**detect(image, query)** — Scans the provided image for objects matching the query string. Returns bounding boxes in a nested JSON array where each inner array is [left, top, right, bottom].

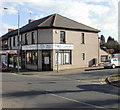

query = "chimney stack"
[[8, 29, 14, 32], [29, 19, 35, 23]]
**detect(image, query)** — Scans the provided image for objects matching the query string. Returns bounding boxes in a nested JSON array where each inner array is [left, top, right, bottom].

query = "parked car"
[[0, 63, 9, 71], [104, 58, 120, 69]]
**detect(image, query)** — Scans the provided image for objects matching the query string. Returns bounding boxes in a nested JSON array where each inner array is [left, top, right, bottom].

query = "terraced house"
[[1, 14, 110, 71]]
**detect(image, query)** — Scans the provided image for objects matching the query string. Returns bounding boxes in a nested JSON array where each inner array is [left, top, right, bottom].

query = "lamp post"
[[4, 7, 20, 72]]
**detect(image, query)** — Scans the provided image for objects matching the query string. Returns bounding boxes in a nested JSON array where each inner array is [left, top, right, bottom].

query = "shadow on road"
[[77, 84, 120, 96], [3, 83, 119, 98], [85, 68, 105, 71]]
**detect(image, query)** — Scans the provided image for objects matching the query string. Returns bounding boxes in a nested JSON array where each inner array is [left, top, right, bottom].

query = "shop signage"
[[22, 45, 37, 50], [0, 50, 17, 54], [7, 50, 18, 54], [22, 44, 74, 50]]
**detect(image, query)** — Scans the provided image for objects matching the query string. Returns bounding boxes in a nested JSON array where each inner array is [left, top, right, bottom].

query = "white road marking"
[[50, 93, 109, 109]]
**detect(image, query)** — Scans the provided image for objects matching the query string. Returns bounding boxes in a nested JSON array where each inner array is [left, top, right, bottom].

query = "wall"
[[38, 29, 53, 44], [53, 29, 99, 70]]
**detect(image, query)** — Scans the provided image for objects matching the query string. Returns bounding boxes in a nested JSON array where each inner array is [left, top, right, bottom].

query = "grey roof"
[[1, 13, 100, 40]]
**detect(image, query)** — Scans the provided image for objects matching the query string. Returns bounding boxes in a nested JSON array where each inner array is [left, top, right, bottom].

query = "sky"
[[0, 0, 119, 42]]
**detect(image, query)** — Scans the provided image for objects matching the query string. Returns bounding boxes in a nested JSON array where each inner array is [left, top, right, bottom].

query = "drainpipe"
[[37, 29, 39, 71], [98, 37, 100, 66]]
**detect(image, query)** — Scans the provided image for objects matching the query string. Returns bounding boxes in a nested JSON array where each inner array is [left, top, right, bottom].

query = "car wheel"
[[112, 64, 116, 69]]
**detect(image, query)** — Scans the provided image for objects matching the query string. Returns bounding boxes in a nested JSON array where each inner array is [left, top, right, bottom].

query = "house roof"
[[1, 13, 100, 40]]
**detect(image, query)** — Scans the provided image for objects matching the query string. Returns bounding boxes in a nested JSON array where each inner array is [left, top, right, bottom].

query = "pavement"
[[9, 66, 104, 75], [106, 75, 120, 87], [8, 66, 120, 87]]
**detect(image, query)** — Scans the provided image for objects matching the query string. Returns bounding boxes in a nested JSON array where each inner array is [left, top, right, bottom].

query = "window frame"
[[31, 32, 35, 44], [81, 33, 85, 44], [60, 31, 66, 43], [82, 53, 85, 60], [25, 33, 28, 45], [101, 55, 108, 62], [26, 50, 38, 65], [56, 50, 71, 65], [13, 36, 15, 47], [9, 37, 11, 48]]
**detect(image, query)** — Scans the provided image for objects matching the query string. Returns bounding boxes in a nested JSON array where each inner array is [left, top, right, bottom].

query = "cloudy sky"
[[0, 0, 118, 41]]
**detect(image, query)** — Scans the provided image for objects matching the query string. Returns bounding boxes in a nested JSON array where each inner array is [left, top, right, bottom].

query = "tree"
[[106, 36, 120, 53], [100, 35, 106, 48]]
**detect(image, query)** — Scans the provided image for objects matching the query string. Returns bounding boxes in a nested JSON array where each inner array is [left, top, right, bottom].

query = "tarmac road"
[[1, 68, 120, 109]]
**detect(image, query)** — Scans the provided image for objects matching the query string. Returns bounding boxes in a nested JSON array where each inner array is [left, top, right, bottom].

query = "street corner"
[[105, 74, 120, 87], [99, 76, 108, 85]]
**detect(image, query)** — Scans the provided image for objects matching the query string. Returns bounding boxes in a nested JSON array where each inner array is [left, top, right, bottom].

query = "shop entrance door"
[[42, 50, 51, 71]]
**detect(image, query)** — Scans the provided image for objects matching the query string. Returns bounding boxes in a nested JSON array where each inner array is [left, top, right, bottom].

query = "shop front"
[[22, 44, 74, 71], [0, 50, 18, 68]]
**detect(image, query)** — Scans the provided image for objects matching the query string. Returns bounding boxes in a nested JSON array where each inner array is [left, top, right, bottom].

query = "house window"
[[56, 50, 71, 65], [82, 53, 85, 60], [17, 35, 20, 46], [31, 32, 35, 44], [81, 33, 85, 44], [9, 38, 11, 47], [13, 37, 15, 47], [60, 31, 66, 43], [25, 34, 28, 45], [101, 55, 108, 62], [26, 51, 38, 65]]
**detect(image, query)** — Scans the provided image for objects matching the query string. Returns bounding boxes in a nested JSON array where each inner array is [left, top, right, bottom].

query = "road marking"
[[50, 93, 109, 109]]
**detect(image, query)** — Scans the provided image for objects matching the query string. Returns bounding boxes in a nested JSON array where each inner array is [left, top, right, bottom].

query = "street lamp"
[[4, 7, 20, 72]]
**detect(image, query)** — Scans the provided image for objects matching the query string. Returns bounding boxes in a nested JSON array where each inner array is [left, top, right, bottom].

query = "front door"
[[42, 50, 51, 71]]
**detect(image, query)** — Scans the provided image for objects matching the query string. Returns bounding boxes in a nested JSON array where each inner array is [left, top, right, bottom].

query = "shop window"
[[31, 32, 35, 44], [56, 50, 71, 65], [26, 51, 38, 65], [101, 55, 108, 62], [60, 31, 66, 43], [81, 33, 85, 44]]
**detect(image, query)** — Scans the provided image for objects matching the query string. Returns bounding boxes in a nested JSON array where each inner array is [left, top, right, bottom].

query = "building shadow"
[[77, 84, 120, 96]]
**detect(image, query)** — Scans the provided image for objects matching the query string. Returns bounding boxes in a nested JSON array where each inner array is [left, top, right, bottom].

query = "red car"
[[0, 63, 9, 72]]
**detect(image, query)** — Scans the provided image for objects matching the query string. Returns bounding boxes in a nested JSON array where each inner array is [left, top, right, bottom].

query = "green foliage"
[[100, 35, 106, 47], [100, 36, 120, 53]]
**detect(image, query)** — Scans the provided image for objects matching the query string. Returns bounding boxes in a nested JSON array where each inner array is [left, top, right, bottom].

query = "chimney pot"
[[8, 29, 14, 32], [29, 19, 35, 23]]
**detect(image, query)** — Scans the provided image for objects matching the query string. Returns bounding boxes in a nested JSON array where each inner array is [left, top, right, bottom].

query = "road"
[[1, 68, 120, 109]]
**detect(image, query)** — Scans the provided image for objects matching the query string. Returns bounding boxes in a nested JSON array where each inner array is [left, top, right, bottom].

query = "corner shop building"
[[2, 14, 109, 71]]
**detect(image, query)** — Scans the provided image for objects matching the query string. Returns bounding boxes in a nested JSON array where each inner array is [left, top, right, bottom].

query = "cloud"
[[1, 0, 118, 41], [0, 23, 17, 36]]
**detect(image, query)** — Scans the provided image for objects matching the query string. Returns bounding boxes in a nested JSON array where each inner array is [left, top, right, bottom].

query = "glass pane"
[[64, 53, 70, 64]]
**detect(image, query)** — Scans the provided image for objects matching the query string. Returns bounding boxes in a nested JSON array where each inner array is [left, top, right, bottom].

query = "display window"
[[26, 51, 38, 65]]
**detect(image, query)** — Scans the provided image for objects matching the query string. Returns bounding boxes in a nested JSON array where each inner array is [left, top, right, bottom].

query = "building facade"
[[1, 14, 110, 71]]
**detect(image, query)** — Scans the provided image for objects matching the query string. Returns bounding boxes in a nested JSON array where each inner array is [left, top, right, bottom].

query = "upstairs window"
[[13, 36, 15, 47], [17, 35, 20, 46], [82, 53, 85, 60], [25, 33, 28, 45], [60, 31, 66, 43], [81, 33, 85, 44], [9, 38, 11, 47], [31, 32, 35, 44]]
